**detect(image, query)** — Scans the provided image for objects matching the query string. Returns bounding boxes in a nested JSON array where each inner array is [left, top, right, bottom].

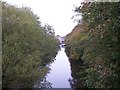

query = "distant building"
[[56, 35, 65, 44]]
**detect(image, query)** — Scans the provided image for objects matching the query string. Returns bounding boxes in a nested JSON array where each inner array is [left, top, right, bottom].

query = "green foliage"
[[2, 2, 59, 88], [65, 2, 120, 88]]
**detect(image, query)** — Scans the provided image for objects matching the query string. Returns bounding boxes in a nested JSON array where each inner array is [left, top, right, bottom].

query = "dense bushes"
[[65, 2, 120, 88], [2, 2, 59, 88]]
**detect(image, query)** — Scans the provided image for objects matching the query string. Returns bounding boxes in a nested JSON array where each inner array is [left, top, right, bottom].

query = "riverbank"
[[64, 2, 120, 88]]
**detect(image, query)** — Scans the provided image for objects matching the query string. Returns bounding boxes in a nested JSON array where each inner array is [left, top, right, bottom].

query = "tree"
[[2, 2, 59, 88], [65, 2, 120, 88]]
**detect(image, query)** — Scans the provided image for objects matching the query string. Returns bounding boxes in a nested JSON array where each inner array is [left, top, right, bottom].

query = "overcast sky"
[[3, 0, 83, 36]]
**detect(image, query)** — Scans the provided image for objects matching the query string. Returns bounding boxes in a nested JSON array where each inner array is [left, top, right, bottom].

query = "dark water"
[[46, 47, 72, 88]]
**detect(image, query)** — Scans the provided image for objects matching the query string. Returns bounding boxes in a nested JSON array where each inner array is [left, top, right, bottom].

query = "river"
[[46, 46, 72, 88]]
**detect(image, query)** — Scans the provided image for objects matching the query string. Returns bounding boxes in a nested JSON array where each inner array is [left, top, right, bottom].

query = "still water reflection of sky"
[[46, 48, 72, 88]]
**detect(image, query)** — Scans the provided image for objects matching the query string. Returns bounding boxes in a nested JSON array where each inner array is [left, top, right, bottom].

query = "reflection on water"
[[68, 59, 84, 88], [46, 47, 72, 88]]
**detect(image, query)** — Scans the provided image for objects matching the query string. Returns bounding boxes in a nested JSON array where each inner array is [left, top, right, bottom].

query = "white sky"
[[3, 0, 83, 36]]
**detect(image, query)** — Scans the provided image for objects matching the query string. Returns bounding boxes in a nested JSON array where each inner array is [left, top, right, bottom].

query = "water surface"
[[46, 47, 72, 88]]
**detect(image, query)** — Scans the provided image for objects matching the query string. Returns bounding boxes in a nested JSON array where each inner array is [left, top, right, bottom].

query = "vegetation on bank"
[[2, 2, 59, 88], [65, 2, 120, 88]]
